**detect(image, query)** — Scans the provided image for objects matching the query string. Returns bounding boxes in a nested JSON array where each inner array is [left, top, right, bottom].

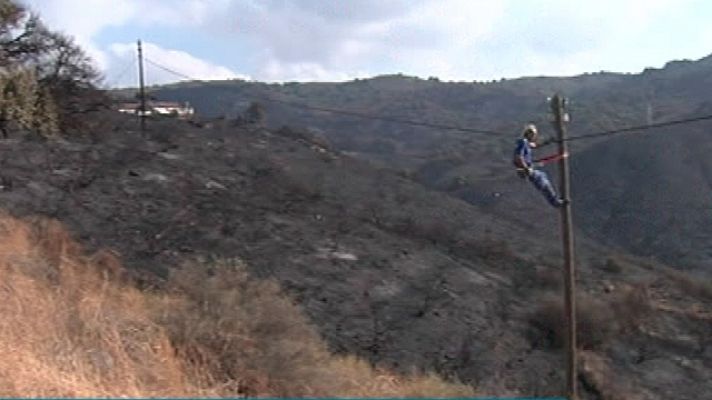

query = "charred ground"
[[0, 113, 709, 399], [147, 54, 712, 274]]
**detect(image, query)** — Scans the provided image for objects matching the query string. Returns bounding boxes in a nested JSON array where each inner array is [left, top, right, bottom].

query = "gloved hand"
[[517, 167, 533, 179]]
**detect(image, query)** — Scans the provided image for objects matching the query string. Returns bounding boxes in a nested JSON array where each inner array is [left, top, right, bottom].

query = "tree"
[[1, 69, 41, 136], [36, 30, 104, 131], [1, 1, 50, 67], [1, 0, 28, 66], [0, 0, 103, 136], [32, 85, 59, 135]]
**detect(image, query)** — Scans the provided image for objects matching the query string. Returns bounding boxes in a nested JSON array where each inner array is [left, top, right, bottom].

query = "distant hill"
[[144, 54, 712, 273]]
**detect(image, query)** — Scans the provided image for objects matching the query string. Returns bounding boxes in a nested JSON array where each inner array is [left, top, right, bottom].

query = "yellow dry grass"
[[0, 213, 475, 397]]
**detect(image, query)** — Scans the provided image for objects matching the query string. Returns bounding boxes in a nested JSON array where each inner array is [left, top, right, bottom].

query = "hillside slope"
[[572, 124, 712, 268], [0, 213, 474, 397], [0, 114, 709, 398], [148, 54, 712, 272]]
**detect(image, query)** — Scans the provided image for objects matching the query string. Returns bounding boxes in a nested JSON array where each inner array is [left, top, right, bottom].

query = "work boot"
[[557, 198, 570, 208]]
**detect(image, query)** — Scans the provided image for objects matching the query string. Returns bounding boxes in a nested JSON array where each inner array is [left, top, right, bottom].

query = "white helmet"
[[522, 123, 538, 141]]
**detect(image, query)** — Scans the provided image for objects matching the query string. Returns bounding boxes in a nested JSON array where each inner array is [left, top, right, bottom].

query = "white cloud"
[[26, 0, 245, 86], [353, 0, 505, 79], [106, 42, 247, 88], [431, 0, 694, 80], [23, 0, 712, 83], [261, 59, 371, 82], [210, 0, 506, 81]]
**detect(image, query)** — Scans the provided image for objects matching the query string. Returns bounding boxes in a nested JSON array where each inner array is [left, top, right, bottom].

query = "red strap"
[[534, 152, 568, 165]]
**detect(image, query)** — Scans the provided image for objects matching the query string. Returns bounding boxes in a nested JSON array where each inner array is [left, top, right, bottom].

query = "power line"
[[140, 57, 511, 136], [260, 97, 510, 136], [133, 57, 712, 144], [102, 56, 135, 89], [144, 57, 198, 82], [563, 113, 712, 143]]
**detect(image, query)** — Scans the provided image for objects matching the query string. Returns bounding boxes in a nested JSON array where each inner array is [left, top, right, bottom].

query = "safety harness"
[[515, 152, 569, 177], [533, 151, 568, 167]]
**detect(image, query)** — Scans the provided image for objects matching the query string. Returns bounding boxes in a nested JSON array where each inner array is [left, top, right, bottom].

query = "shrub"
[[529, 295, 611, 349], [600, 255, 627, 274], [529, 287, 651, 350]]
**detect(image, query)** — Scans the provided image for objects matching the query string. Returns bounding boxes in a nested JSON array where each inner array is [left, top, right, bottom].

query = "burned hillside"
[[0, 112, 709, 398]]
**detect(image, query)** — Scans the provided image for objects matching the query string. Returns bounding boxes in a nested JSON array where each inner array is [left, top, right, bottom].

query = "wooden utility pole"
[[137, 39, 146, 134], [551, 94, 578, 400]]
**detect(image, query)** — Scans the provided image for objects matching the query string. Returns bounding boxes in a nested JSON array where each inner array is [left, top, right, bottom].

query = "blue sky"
[[24, 0, 712, 87]]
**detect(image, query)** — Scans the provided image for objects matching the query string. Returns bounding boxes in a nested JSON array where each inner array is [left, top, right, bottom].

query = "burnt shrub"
[[600, 255, 626, 274], [529, 287, 651, 350]]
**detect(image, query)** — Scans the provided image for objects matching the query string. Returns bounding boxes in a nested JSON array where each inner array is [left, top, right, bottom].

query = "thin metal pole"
[[551, 94, 578, 400], [137, 39, 146, 133]]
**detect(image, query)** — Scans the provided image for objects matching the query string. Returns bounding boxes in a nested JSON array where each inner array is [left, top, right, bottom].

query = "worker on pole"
[[513, 123, 567, 208]]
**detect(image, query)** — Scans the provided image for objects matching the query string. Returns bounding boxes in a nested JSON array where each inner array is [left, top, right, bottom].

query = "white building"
[[116, 101, 195, 118]]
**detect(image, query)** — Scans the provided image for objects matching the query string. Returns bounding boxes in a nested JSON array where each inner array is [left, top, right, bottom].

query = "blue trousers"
[[528, 169, 561, 207]]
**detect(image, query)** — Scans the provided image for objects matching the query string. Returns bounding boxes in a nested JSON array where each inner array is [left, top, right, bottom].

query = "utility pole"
[[551, 94, 578, 400], [137, 39, 146, 134]]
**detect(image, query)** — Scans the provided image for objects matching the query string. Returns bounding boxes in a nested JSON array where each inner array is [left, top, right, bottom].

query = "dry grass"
[[0, 213, 475, 397], [0, 214, 209, 397]]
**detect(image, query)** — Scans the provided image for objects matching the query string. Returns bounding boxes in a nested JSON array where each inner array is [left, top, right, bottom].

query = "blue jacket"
[[513, 138, 532, 168]]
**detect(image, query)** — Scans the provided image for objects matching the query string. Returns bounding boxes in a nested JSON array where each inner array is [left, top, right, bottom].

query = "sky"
[[23, 0, 712, 87]]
